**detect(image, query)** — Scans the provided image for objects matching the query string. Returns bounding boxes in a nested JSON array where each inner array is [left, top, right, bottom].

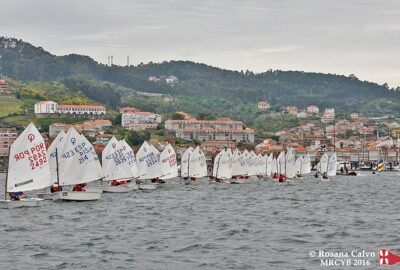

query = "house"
[[148, 76, 160, 82], [257, 101, 270, 110], [165, 75, 179, 84], [321, 108, 335, 123], [34, 101, 106, 119], [307, 105, 319, 114], [165, 117, 255, 143], [297, 111, 308, 118], [0, 128, 17, 157], [121, 110, 162, 130], [49, 119, 112, 138], [0, 80, 12, 95], [286, 106, 298, 115], [164, 95, 174, 103]]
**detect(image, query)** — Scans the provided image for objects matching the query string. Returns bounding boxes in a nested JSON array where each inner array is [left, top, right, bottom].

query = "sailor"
[[322, 172, 328, 179], [73, 184, 83, 192], [314, 172, 319, 178], [9, 191, 24, 201], [50, 185, 62, 193], [111, 180, 118, 186], [340, 167, 344, 174], [278, 174, 285, 182], [272, 172, 277, 179]]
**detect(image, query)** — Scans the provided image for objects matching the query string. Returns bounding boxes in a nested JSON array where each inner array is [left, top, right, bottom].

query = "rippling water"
[[0, 172, 399, 269]]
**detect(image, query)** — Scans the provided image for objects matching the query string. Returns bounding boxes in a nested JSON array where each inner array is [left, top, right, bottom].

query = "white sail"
[[136, 141, 162, 180], [327, 153, 337, 176], [302, 155, 312, 174], [242, 150, 250, 175], [102, 137, 134, 181], [7, 123, 52, 192], [272, 157, 278, 174], [266, 154, 273, 176], [285, 148, 296, 178], [294, 157, 303, 175], [277, 151, 286, 174], [212, 151, 223, 178], [180, 147, 193, 178], [232, 150, 246, 176], [47, 130, 65, 185], [319, 153, 329, 174], [58, 128, 103, 186], [247, 151, 257, 176], [214, 149, 233, 179], [120, 140, 139, 178], [160, 144, 178, 180], [189, 146, 207, 178]]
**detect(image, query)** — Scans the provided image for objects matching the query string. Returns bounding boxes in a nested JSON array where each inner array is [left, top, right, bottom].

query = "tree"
[[171, 112, 185, 120]]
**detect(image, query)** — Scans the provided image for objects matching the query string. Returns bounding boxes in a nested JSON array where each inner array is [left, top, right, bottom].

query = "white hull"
[[36, 192, 54, 200], [0, 198, 44, 209], [85, 187, 103, 193], [230, 179, 246, 184], [103, 183, 138, 193], [138, 183, 157, 190], [52, 191, 101, 201]]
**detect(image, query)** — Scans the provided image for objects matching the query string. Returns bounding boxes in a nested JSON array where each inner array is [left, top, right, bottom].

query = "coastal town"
[[1, 78, 399, 172]]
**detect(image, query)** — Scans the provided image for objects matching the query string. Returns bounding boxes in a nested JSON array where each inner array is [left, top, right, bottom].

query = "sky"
[[1, 0, 399, 86]]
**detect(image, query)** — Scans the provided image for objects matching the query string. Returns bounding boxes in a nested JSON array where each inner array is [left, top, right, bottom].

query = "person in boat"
[[372, 171, 376, 175], [340, 167, 344, 175], [72, 184, 85, 192], [296, 171, 302, 178], [50, 185, 62, 193], [272, 172, 278, 179], [278, 174, 285, 182], [322, 172, 328, 179], [111, 180, 118, 186], [9, 191, 24, 201], [314, 172, 319, 178]]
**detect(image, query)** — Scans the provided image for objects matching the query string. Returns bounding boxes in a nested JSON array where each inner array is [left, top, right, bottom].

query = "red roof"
[[58, 105, 105, 109]]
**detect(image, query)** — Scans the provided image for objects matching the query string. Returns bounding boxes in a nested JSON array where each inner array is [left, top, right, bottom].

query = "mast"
[[4, 146, 10, 200], [215, 155, 222, 180], [187, 153, 191, 179], [55, 148, 60, 187]]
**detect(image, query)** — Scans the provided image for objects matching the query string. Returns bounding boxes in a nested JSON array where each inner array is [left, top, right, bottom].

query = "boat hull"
[[36, 192, 54, 200], [230, 179, 246, 184], [0, 198, 44, 209], [103, 183, 138, 193], [52, 191, 101, 201], [138, 183, 157, 190], [85, 187, 103, 193]]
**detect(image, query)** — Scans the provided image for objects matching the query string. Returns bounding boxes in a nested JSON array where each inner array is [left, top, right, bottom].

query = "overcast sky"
[[1, 0, 399, 86]]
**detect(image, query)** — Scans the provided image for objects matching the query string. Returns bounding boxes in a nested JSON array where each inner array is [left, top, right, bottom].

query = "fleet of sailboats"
[[0, 123, 338, 209]]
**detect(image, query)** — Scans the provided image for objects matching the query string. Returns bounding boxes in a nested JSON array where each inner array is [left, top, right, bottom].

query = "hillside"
[[1, 36, 400, 133]]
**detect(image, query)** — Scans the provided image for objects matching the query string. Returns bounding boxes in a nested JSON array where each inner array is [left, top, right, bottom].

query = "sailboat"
[[293, 156, 303, 177], [212, 149, 232, 183], [136, 141, 161, 190], [180, 147, 193, 182], [266, 154, 273, 177], [102, 137, 139, 193], [230, 150, 246, 184], [37, 130, 66, 200], [0, 123, 52, 208], [185, 146, 208, 184], [159, 143, 178, 181], [285, 148, 296, 179], [52, 128, 103, 201], [327, 153, 337, 177], [302, 155, 312, 175]]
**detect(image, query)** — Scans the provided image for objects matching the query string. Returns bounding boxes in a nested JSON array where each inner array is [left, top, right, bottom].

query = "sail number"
[[13, 142, 48, 170]]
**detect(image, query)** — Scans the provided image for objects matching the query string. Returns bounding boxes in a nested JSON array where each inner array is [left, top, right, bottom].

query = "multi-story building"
[[0, 128, 18, 157], [121, 110, 162, 130], [34, 101, 106, 119], [286, 106, 298, 115], [257, 101, 270, 110], [0, 80, 12, 95], [165, 118, 255, 143], [49, 119, 112, 138], [307, 105, 320, 114], [321, 108, 335, 123]]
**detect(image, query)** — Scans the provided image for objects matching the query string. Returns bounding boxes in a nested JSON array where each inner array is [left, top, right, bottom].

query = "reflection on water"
[[0, 172, 398, 269]]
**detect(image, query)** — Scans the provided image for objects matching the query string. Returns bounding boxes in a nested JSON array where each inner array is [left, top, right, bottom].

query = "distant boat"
[[101, 137, 138, 193], [136, 141, 160, 190], [212, 149, 232, 184], [159, 143, 178, 181], [0, 123, 52, 208]]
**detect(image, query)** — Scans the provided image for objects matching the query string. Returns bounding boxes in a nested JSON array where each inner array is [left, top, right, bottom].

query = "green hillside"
[[1, 36, 400, 133]]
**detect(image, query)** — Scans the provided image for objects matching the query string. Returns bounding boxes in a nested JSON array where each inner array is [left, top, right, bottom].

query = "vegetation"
[[1, 36, 400, 133]]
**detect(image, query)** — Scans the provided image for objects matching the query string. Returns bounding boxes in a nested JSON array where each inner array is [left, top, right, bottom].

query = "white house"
[[34, 101, 58, 114]]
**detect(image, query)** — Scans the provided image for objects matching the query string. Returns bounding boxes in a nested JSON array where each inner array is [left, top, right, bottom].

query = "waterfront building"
[[165, 117, 255, 143], [0, 128, 17, 157]]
